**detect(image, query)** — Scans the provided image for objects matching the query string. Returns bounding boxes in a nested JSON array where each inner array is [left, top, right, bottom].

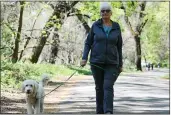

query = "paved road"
[[44, 68, 169, 114], [1, 68, 169, 114]]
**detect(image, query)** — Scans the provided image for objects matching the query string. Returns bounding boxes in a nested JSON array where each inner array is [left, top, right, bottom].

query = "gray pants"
[[90, 63, 119, 114]]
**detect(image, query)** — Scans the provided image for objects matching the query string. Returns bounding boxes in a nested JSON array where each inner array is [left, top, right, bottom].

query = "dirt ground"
[[1, 68, 169, 114], [1, 75, 89, 114]]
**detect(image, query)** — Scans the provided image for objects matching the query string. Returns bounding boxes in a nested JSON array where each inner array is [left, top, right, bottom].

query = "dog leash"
[[41, 63, 119, 99], [42, 66, 82, 98]]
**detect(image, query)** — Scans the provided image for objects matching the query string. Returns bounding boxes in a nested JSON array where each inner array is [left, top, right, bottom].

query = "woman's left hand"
[[119, 67, 123, 73]]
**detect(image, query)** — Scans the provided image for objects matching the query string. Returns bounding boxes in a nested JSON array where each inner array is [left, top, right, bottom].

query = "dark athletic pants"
[[90, 63, 119, 114]]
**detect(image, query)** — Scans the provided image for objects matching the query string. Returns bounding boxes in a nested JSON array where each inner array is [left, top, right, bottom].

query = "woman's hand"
[[80, 60, 87, 67], [119, 67, 123, 73]]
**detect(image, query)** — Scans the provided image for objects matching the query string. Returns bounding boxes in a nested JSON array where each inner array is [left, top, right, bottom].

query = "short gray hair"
[[100, 2, 112, 11]]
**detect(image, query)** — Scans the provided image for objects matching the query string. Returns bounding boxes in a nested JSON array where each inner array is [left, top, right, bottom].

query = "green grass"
[[1, 61, 91, 89], [161, 74, 169, 79], [3, 61, 163, 89]]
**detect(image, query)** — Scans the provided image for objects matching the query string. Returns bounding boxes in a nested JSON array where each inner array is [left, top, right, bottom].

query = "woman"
[[80, 2, 123, 114]]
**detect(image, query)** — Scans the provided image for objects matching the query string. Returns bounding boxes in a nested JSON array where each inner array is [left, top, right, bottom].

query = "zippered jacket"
[[82, 19, 123, 67]]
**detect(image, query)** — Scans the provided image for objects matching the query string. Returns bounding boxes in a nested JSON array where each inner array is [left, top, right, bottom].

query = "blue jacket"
[[82, 19, 123, 67]]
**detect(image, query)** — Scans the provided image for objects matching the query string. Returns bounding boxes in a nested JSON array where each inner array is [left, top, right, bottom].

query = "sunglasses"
[[101, 10, 111, 13]]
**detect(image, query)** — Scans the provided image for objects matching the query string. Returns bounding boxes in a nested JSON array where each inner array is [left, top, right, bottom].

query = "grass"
[[161, 74, 169, 79], [1, 61, 91, 89], [2, 60, 168, 89]]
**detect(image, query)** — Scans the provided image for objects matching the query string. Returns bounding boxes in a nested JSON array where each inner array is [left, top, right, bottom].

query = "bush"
[[1, 61, 91, 89], [122, 59, 137, 72]]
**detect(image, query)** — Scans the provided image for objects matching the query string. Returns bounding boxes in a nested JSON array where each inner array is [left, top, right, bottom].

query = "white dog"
[[22, 74, 49, 114]]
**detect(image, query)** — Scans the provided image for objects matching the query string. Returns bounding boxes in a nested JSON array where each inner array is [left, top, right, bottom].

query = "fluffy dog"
[[22, 74, 49, 114]]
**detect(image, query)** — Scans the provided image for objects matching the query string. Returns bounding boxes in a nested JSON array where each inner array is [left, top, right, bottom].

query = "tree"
[[141, 2, 169, 67], [120, 1, 148, 71], [30, 1, 79, 63], [12, 1, 25, 63]]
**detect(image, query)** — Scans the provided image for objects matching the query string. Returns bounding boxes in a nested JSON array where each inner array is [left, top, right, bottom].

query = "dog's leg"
[[34, 99, 40, 114], [27, 103, 33, 114], [40, 99, 44, 113]]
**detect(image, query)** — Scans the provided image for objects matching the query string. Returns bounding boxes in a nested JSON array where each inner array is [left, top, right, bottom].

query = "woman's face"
[[100, 9, 112, 20]]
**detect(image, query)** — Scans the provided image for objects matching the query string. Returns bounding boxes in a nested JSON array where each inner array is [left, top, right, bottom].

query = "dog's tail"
[[40, 74, 50, 87]]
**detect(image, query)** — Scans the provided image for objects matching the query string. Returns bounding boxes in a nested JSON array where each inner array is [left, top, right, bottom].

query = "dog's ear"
[[21, 82, 25, 93], [33, 81, 38, 94]]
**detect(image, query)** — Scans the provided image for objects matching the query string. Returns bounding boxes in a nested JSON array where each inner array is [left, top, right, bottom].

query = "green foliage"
[[41, 30, 46, 34], [125, 1, 138, 16], [79, 2, 100, 21], [111, 2, 122, 8], [161, 74, 169, 79], [41, 30, 48, 37], [66, 65, 92, 75], [52, 15, 57, 20], [45, 21, 54, 27], [1, 24, 15, 61], [141, 2, 169, 67], [79, 2, 124, 24], [55, 23, 61, 29], [1, 61, 91, 89], [123, 59, 137, 72]]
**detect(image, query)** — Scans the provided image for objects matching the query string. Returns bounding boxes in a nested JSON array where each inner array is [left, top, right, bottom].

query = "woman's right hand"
[[80, 59, 87, 67]]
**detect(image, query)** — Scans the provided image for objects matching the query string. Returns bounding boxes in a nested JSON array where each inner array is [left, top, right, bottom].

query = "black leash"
[[41, 63, 120, 99], [42, 66, 82, 98]]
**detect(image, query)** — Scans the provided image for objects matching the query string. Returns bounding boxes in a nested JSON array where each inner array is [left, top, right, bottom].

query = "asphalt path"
[[44, 68, 169, 114], [1, 68, 169, 114]]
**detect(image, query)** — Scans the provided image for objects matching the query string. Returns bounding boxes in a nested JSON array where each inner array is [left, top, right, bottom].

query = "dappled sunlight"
[[1, 69, 169, 114], [114, 70, 169, 114], [114, 96, 169, 114], [1, 96, 26, 113]]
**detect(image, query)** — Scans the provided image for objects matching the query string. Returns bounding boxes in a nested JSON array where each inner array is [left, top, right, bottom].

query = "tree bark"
[[49, 28, 60, 64], [67, 8, 90, 34], [12, 1, 25, 63], [134, 35, 142, 70], [30, 1, 79, 63], [75, 14, 90, 34], [134, 2, 147, 71], [19, 8, 44, 60]]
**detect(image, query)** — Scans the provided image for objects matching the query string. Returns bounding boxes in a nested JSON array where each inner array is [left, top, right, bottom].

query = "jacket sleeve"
[[82, 25, 94, 60], [117, 23, 123, 68]]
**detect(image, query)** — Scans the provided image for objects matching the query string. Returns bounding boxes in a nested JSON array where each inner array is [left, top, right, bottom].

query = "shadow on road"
[[1, 68, 169, 114], [1, 96, 26, 113], [114, 96, 169, 114]]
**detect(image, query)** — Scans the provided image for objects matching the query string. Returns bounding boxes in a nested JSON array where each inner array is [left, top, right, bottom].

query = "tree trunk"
[[135, 2, 147, 71], [75, 14, 90, 34], [19, 8, 44, 60], [30, 1, 79, 63], [68, 8, 90, 34], [12, 1, 25, 63], [18, 36, 31, 60], [134, 35, 142, 70], [121, 1, 147, 71], [49, 28, 60, 64]]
